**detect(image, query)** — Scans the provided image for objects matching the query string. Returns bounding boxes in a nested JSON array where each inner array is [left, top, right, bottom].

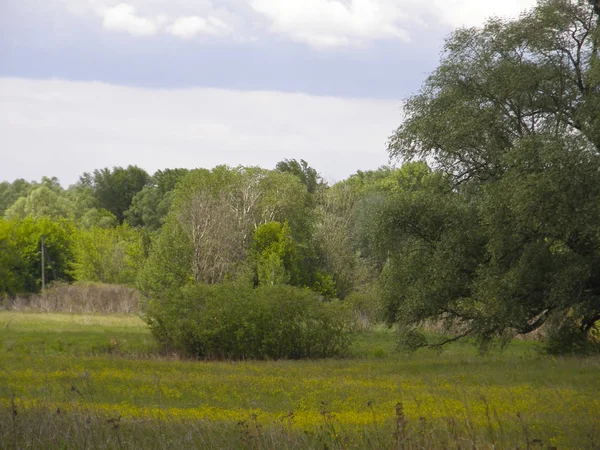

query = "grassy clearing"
[[1, 312, 599, 449], [0, 311, 155, 357]]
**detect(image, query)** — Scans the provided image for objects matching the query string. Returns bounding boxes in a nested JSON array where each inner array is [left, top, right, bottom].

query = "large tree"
[[389, 0, 600, 184], [125, 168, 189, 231], [4, 186, 74, 220], [0, 179, 32, 216], [382, 0, 600, 351], [80, 166, 150, 224], [275, 159, 323, 195]]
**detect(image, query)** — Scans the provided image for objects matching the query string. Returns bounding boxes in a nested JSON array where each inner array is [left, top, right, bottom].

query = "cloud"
[[56, 0, 538, 48], [249, 0, 539, 48], [60, 0, 237, 39], [250, 0, 410, 48], [167, 16, 232, 39], [102, 3, 160, 37], [0, 77, 401, 186], [429, 0, 537, 28]]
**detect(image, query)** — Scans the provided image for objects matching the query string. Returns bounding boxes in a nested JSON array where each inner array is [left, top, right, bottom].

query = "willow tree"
[[383, 0, 600, 351]]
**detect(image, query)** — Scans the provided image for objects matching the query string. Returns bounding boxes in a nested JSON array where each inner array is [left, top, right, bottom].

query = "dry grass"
[[1, 282, 141, 314]]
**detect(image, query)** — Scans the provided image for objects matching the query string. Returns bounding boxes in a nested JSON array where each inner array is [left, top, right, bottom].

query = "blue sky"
[[0, 0, 537, 185]]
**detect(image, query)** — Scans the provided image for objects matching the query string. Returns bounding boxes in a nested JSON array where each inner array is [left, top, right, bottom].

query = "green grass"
[[1, 311, 599, 449], [0, 312, 155, 357]]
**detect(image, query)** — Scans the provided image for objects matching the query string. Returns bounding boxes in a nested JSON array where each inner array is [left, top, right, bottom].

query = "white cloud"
[[102, 3, 160, 37], [429, 0, 537, 28], [248, 0, 538, 49], [167, 15, 232, 39], [58, 0, 237, 40], [250, 0, 410, 48], [0, 78, 401, 186], [57, 0, 539, 48]]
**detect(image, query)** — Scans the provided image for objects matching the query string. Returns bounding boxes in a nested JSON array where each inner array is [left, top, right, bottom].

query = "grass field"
[[1, 311, 599, 449]]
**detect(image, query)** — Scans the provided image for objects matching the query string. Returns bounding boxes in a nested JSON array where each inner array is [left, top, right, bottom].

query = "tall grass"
[[1, 282, 141, 314], [3, 396, 598, 449], [2, 312, 599, 449]]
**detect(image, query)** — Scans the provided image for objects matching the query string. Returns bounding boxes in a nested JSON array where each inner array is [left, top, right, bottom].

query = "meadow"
[[1, 311, 599, 449]]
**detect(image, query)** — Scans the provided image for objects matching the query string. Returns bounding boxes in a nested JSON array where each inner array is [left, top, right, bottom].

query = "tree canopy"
[[79, 166, 151, 224], [382, 0, 600, 351], [390, 0, 599, 184]]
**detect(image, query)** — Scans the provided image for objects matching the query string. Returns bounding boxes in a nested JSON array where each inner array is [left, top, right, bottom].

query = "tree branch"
[[427, 328, 475, 349], [516, 309, 551, 334]]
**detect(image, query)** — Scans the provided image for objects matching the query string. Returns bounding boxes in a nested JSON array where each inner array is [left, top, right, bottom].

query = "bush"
[[542, 317, 600, 356], [144, 283, 354, 359], [345, 289, 381, 331]]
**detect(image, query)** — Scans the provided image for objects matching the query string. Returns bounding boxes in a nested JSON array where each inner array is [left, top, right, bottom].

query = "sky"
[[0, 0, 537, 186]]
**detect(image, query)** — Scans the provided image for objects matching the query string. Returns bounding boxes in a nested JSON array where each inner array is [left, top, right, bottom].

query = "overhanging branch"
[[427, 328, 474, 349]]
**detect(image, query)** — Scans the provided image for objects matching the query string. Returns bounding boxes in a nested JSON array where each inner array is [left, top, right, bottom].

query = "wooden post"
[[41, 234, 45, 293]]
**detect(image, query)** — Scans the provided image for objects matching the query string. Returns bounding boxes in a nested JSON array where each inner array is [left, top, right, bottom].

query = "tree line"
[[1, 0, 599, 355]]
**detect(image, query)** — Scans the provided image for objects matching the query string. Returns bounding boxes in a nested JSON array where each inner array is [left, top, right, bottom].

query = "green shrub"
[[144, 283, 354, 360], [345, 289, 381, 331], [542, 317, 600, 356]]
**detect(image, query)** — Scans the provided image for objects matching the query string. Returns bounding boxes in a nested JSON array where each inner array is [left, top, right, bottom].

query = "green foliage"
[[145, 283, 354, 359], [141, 166, 315, 291], [374, 166, 479, 327], [125, 186, 167, 230], [251, 222, 293, 286], [345, 288, 381, 331], [0, 217, 75, 294], [314, 165, 413, 299], [78, 208, 118, 229], [377, 144, 600, 351], [136, 219, 193, 297], [125, 169, 189, 230], [0, 179, 32, 216], [275, 158, 322, 195], [0, 224, 27, 296], [247, 221, 341, 297], [80, 166, 150, 224], [389, 1, 600, 179], [70, 225, 145, 285], [543, 316, 600, 356], [312, 271, 337, 299], [4, 185, 74, 220], [380, 1, 600, 353]]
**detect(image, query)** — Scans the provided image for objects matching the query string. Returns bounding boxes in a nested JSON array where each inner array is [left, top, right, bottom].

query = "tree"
[[70, 225, 145, 285], [250, 222, 295, 286], [383, 1, 600, 351], [379, 142, 600, 350], [389, 0, 600, 184], [0, 217, 75, 294], [78, 208, 118, 229], [125, 169, 189, 230], [139, 166, 313, 294], [313, 165, 429, 299], [136, 218, 193, 297], [140, 166, 315, 292], [125, 186, 166, 230], [0, 221, 28, 295], [0, 179, 32, 216], [80, 166, 150, 224], [276, 159, 323, 195], [4, 186, 74, 220]]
